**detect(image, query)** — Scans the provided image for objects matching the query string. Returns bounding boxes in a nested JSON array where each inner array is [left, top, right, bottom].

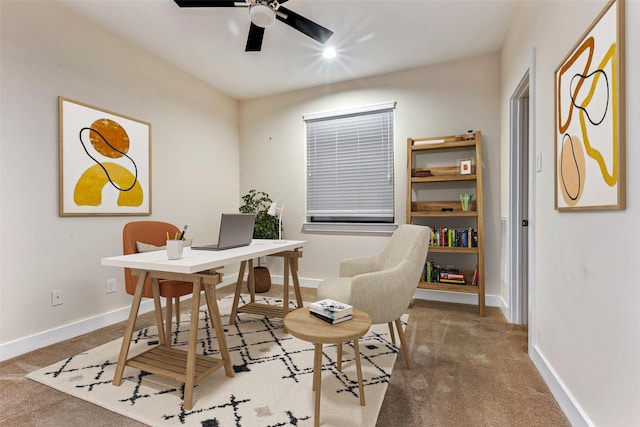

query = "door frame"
[[508, 50, 536, 329]]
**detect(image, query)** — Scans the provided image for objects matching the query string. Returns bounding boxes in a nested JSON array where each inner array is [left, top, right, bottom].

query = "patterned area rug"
[[27, 296, 405, 426]]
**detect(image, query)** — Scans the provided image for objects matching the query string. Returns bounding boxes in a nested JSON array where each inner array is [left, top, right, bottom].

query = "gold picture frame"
[[554, 0, 626, 210], [58, 97, 152, 216]]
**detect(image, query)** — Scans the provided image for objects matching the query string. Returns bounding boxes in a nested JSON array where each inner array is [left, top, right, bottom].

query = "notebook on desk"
[[191, 213, 256, 251]]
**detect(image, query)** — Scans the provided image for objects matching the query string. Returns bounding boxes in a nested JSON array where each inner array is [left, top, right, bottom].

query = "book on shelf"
[[429, 226, 477, 248], [424, 262, 472, 284], [440, 279, 466, 284], [472, 264, 479, 286], [310, 310, 353, 324], [439, 270, 465, 284], [440, 271, 464, 281], [310, 299, 352, 320]]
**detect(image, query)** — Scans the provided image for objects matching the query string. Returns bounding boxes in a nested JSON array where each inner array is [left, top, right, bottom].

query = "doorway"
[[509, 71, 531, 325]]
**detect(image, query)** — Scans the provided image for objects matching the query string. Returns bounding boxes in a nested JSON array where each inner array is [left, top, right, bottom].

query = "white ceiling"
[[58, 0, 519, 100]]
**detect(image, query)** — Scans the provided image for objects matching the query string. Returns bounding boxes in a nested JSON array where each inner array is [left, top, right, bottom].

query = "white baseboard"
[[0, 274, 500, 362], [414, 287, 503, 308], [0, 298, 157, 362], [0, 276, 239, 362], [530, 343, 593, 427]]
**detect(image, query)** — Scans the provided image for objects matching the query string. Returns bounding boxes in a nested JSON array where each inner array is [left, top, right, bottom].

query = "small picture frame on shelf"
[[460, 159, 472, 175]]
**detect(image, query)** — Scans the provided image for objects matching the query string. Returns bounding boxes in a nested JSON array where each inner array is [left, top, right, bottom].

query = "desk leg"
[[247, 258, 255, 303], [229, 260, 247, 325], [282, 255, 290, 318], [353, 339, 366, 406], [290, 255, 303, 309], [150, 277, 167, 347], [113, 271, 147, 386], [184, 277, 202, 411], [313, 343, 322, 427], [204, 282, 235, 378]]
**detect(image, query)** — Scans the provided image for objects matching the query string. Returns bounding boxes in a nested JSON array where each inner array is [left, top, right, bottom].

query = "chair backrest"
[[351, 224, 431, 324], [381, 224, 429, 271], [122, 221, 180, 295]]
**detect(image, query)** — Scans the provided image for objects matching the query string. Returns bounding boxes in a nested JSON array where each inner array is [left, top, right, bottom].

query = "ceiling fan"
[[174, 0, 334, 52]]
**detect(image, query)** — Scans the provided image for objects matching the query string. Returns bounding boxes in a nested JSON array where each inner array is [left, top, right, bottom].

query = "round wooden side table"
[[284, 307, 372, 427]]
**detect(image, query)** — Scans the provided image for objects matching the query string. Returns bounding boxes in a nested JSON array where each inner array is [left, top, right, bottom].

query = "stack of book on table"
[[309, 299, 353, 324]]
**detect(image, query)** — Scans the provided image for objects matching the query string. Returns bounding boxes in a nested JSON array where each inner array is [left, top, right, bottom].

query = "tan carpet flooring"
[[0, 284, 569, 426]]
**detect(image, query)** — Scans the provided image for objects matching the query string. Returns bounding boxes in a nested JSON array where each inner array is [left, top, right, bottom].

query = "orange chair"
[[123, 221, 196, 343]]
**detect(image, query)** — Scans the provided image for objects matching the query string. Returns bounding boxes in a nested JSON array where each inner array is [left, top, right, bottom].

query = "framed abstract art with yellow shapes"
[[554, 0, 626, 211], [58, 97, 151, 216]]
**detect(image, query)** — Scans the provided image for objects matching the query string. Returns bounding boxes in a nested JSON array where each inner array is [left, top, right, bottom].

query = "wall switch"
[[106, 278, 116, 294], [536, 152, 543, 173], [51, 290, 64, 306]]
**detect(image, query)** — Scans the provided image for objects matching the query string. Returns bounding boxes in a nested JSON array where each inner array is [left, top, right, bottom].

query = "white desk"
[[102, 239, 305, 410]]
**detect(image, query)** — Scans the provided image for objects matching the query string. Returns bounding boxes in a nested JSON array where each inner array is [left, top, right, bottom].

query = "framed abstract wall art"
[[554, 0, 625, 211], [58, 97, 152, 216]]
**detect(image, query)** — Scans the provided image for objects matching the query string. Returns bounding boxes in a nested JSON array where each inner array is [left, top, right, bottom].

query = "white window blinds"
[[304, 102, 395, 223]]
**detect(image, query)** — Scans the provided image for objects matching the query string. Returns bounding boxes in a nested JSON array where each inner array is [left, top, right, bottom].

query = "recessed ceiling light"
[[322, 47, 337, 59]]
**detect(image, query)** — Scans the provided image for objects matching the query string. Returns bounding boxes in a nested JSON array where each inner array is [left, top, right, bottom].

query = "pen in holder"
[[166, 239, 184, 260], [460, 193, 473, 211]]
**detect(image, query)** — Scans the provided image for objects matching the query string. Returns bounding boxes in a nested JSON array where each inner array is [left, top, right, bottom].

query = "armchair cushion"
[[315, 277, 352, 305], [339, 253, 383, 277]]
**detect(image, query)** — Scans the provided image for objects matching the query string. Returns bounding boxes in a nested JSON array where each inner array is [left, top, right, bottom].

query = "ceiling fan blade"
[[174, 0, 247, 7], [276, 6, 333, 44], [245, 23, 265, 52]]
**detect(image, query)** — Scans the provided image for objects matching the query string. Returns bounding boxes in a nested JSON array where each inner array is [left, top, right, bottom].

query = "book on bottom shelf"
[[310, 310, 353, 324], [472, 264, 479, 286], [310, 298, 352, 319]]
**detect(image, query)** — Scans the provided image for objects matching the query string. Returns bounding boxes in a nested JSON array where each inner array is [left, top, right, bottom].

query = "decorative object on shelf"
[[267, 197, 286, 241], [554, 0, 626, 211], [58, 97, 151, 216], [465, 130, 475, 140], [460, 159, 472, 175], [240, 189, 280, 292], [460, 193, 472, 211]]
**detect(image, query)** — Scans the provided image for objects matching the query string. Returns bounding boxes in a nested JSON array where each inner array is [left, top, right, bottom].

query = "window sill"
[[302, 222, 397, 235]]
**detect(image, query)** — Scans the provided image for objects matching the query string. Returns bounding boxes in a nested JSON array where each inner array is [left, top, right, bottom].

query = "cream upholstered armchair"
[[316, 224, 431, 368]]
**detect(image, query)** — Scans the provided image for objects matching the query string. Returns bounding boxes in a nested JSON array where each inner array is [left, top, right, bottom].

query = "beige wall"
[[0, 1, 240, 349], [500, 0, 640, 425], [238, 54, 502, 306], [4, 1, 638, 424]]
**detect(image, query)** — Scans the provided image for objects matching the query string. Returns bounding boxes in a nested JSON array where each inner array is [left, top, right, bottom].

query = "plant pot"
[[250, 266, 271, 293]]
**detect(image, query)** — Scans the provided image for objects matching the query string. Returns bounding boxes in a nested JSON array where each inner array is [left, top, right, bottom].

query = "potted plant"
[[239, 189, 279, 292]]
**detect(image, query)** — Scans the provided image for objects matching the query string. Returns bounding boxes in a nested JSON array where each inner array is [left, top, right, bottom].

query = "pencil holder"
[[166, 240, 184, 260]]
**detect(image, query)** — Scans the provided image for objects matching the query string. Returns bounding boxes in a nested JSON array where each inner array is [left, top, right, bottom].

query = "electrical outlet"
[[51, 290, 64, 306], [106, 278, 116, 294], [259, 256, 267, 264]]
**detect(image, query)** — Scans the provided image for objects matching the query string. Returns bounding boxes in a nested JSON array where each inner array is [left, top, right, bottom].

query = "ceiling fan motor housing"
[[249, 1, 278, 28]]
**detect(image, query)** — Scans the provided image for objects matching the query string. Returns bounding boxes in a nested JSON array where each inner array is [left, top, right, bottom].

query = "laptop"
[[192, 213, 256, 251]]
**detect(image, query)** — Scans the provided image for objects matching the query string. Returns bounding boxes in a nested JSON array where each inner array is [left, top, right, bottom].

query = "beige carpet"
[[26, 295, 404, 426], [1, 285, 571, 426]]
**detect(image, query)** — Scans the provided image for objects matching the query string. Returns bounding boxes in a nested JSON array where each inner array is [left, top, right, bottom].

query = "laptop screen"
[[192, 213, 256, 251], [216, 213, 256, 249]]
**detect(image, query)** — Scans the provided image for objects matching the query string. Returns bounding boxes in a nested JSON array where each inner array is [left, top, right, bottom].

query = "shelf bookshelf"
[[407, 131, 485, 315]]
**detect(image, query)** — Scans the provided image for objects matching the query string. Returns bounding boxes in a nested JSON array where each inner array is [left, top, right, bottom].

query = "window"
[[304, 102, 395, 228]]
